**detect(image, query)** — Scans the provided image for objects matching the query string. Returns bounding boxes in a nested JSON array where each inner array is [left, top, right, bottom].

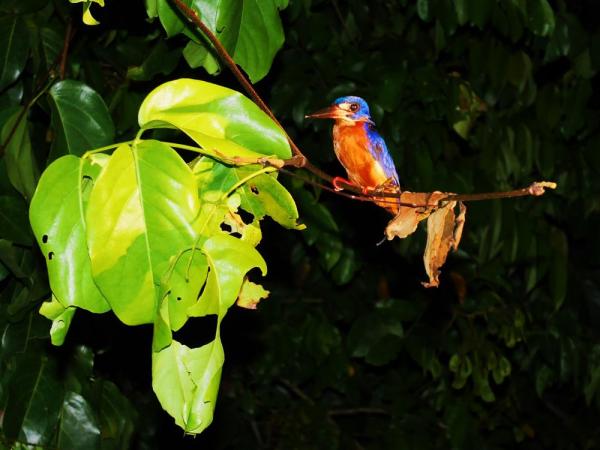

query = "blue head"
[[306, 95, 374, 124]]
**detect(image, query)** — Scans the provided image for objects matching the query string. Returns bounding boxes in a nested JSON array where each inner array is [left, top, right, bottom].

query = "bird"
[[305, 96, 401, 214]]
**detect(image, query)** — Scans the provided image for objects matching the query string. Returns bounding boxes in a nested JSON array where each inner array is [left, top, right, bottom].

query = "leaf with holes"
[[86, 140, 202, 325], [138, 78, 291, 159], [39, 295, 76, 346], [152, 338, 224, 434], [30, 155, 110, 315], [193, 158, 301, 229], [188, 233, 266, 317], [154, 233, 265, 434]]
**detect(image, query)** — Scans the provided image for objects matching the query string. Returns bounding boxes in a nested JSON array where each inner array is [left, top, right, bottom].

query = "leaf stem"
[[82, 140, 132, 158]]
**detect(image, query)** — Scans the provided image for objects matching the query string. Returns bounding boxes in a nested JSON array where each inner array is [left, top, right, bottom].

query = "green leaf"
[[69, 0, 105, 26], [152, 338, 224, 434], [127, 40, 181, 81], [0, 193, 32, 245], [139, 78, 291, 159], [193, 159, 301, 229], [527, 0, 555, 36], [236, 279, 269, 309], [48, 80, 115, 160], [416, 0, 430, 21], [2, 354, 64, 446], [152, 0, 286, 82], [0, 16, 30, 91], [90, 380, 136, 448], [454, 0, 468, 26], [183, 40, 220, 75], [1, 108, 39, 201], [30, 155, 110, 315], [188, 233, 266, 317], [57, 391, 101, 450], [507, 51, 532, 91], [86, 141, 201, 325], [39, 295, 76, 346]]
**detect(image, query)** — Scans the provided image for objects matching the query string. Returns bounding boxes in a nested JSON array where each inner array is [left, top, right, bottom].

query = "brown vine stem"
[[59, 20, 74, 80]]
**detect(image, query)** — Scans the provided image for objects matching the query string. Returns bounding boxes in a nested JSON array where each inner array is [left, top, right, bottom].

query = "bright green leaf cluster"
[[29, 78, 301, 434]]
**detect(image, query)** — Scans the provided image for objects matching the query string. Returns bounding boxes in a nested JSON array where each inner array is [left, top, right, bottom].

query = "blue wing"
[[366, 126, 400, 186]]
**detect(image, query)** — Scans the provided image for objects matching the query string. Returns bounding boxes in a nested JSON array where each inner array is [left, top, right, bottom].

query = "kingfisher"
[[305, 96, 401, 214]]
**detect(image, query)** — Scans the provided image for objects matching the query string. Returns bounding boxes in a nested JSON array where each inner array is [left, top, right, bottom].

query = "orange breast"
[[333, 124, 388, 188]]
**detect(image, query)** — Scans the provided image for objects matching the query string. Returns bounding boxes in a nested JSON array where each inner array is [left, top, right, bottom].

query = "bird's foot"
[[373, 178, 401, 194], [332, 176, 356, 191]]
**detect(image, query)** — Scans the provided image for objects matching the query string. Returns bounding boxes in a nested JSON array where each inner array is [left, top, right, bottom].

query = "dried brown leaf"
[[384, 192, 467, 288], [422, 201, 467, 287], [384, 191, 447, 239]]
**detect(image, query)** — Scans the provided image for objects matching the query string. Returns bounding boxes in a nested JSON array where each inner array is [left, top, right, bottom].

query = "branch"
[[440, 181, 557, 203], [59, 20, 74, 80], [168, 0, 558, 213], [169, 0, 333, 183]]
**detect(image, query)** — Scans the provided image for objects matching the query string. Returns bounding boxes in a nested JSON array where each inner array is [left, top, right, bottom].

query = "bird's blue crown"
[[333, 96, 371, 120]]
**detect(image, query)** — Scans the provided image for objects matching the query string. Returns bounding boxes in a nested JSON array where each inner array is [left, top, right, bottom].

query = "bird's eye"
[[349, 103, 359, 112]]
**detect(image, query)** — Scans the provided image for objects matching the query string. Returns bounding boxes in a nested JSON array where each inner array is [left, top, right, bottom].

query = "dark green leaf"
[[48, 80, 115, 160], [0, 16, 30, 91], [0, 108, 39, 201], [57, 391, 101, 450]]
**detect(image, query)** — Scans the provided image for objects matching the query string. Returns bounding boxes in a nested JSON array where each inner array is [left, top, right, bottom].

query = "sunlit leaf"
[[69, 0, 105, 26], [188, 233, 266, 317], [39, 295, 76, 346], [86, 141, 201, 325], [138, 78, 291, 159], [30, 155, 110, 314], [152, 338, 223, 434], [192, 158, 301, 229], [236, 279, 269, 309]]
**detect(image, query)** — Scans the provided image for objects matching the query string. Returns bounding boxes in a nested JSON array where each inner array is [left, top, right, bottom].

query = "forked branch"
[[169, 0, 557, 211]]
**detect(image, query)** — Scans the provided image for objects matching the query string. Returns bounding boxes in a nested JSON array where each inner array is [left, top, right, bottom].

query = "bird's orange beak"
[[305, 105, 345, 120]]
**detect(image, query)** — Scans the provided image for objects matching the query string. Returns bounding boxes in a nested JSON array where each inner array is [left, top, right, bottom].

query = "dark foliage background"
[[1, 0, 600, 449]]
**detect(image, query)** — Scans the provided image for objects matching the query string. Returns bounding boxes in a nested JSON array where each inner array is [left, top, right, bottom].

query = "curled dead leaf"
[[384, 192, 467, 288], [384, 191, 447, 239], [422, 201, 466, 288]]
